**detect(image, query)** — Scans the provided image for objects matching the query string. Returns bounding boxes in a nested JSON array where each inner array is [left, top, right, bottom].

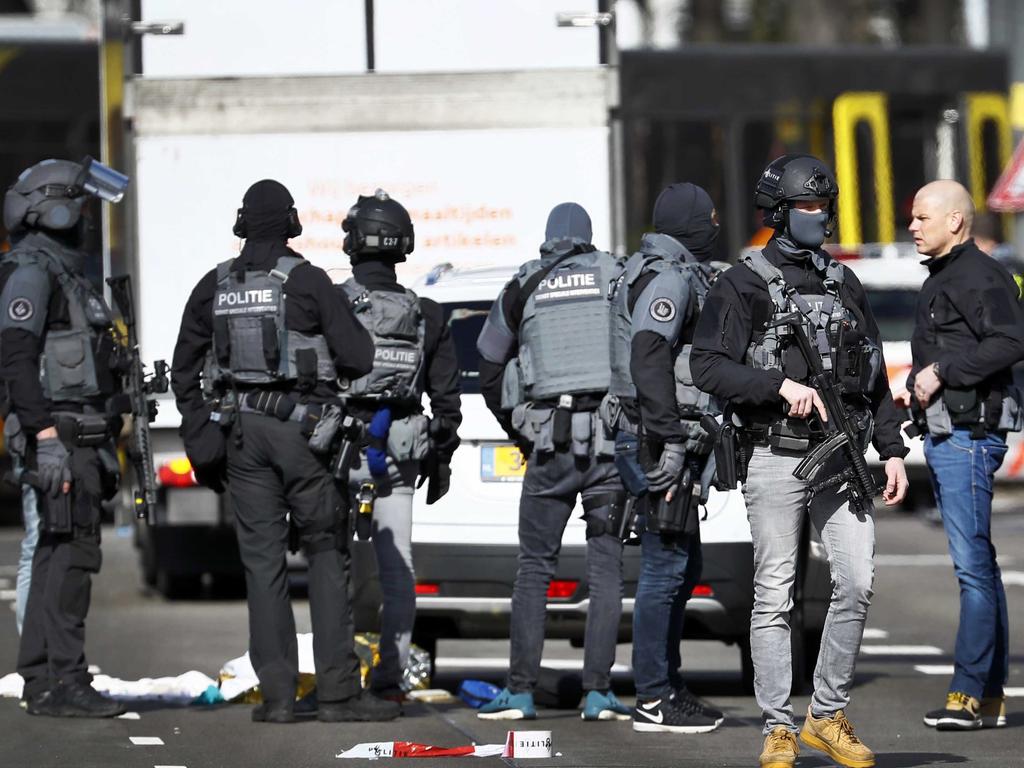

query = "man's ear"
[[949, 210, 964, 234]]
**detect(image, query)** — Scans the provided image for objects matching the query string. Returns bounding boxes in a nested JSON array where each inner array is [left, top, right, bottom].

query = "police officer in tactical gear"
[[337, 189, 462, 700], [475, 202, 631, 722], [691, 155, 908, 768], [1, 158, 129, 717], [172, 179, 399, 724], [607, 183, 725, 734]]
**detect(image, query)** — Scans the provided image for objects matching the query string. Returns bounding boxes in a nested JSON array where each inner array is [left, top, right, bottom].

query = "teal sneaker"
[[581, 689, 632, 721], [477, 688, 536, 720]]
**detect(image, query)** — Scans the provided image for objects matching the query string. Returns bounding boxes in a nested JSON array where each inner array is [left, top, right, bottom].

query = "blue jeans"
[[16, 484, 40, 636], [924, 428, 1008, 700], [631, 521, 702, 700]]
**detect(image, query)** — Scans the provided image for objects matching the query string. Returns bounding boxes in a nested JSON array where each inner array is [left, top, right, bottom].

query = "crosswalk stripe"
[[1001, 571, 1024, 586], [859, 645, 942, 656], [862, 628, 890, 640], [914, 665, 955, 675], [1005, 687, 1024, 697]]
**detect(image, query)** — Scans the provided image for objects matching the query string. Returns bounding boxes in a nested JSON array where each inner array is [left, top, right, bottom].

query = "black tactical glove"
[[645, 441, 686, 494], [36, 437, 72, 497]]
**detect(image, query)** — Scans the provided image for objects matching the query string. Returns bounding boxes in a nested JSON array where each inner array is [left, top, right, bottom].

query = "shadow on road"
[[799, 754, 966, 767]]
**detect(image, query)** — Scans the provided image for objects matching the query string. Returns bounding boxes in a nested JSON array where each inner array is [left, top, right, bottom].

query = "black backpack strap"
[[626, 268, 660, 316]]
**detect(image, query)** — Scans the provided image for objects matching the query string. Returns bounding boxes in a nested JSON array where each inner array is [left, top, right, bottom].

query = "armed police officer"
[[902, 181, 1024, 731], [336, 189, 462, 700], [172, 179, 399, 724], [691, 155, 908, 768], [1, 158, 130, 717], [607, 183, 725, 734], [475, 203, 631, 722]]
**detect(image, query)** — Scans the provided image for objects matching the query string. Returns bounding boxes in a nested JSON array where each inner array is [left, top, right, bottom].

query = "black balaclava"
[[241, 179, 294, 241], [652, 183, 720, 261], [544, 202, 592, 245]]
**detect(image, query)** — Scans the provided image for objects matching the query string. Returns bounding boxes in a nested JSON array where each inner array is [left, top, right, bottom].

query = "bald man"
[[904, 180, 1024, 731]]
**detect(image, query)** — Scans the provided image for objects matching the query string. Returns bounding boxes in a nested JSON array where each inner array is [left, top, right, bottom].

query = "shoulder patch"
[[650, 297, 677, 322], [8, 297, 34, 322]]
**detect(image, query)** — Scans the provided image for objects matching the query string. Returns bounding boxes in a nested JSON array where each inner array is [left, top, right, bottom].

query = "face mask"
[[787, 209, 829, 249]]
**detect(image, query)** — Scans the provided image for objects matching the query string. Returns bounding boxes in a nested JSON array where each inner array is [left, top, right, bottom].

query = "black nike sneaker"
[[633, 693, 720, 734], [673, 686, 725, 725]]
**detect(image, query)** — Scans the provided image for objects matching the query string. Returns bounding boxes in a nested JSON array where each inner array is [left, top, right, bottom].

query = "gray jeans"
[[742, 445, 875, 733], [508, 449, 624, 694], [347, 454, 419, 690]]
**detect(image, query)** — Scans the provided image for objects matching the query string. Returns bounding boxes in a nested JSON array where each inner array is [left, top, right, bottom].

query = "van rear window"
[[443, 301, 493, 395]]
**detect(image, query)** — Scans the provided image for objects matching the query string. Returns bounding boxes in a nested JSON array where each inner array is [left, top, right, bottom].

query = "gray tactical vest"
[[338, 278, 426, 405], [741, 249, 853, 378], [2, 244, 111, 404], [516, 249, 620, 401], [210, 256, 335, 386], [608, 238, 720, 421]]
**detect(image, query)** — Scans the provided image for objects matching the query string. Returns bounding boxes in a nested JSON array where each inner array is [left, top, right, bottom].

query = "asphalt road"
[[0, 507, 1022, 768]]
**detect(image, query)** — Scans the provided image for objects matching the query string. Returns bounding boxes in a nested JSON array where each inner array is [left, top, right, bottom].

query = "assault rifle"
[[107, 275, 168, 521], [769, 313, 882, 514]]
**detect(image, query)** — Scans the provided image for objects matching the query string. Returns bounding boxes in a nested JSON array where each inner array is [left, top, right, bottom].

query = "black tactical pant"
[[227, 413, 361, 704], [17, 444, 104, 699]]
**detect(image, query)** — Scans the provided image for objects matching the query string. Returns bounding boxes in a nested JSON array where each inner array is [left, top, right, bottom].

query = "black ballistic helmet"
[[342, 189, 414, 263], [754, 154, 839, 234], [3, 157, 129, 234]]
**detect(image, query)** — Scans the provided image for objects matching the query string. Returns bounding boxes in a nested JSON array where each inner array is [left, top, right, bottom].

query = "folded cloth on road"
[[0, 670, 217, 703]]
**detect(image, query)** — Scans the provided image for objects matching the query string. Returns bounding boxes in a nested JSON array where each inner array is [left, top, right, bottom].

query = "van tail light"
[[415, 583, 440, 595], [157, 457, 197, 488], [547, 580, 578, 599], [691, 584, 714, 598]]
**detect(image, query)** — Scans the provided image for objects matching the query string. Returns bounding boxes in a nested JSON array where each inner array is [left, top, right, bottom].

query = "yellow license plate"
[[480, 444, 527, 482]]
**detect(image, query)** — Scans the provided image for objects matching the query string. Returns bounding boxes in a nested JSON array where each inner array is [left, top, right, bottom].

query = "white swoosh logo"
[[637, 702, 664, 724]]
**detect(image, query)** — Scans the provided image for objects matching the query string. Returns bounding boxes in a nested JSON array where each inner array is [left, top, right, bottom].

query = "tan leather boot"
[[799, 707, 875, 768]]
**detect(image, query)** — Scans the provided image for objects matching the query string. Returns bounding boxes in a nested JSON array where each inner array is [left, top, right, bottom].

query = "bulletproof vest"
[[608, 238, 720, 418], [517, 249, 620, 401], [2, 243, 112, 404], [209, 256, 335, 386], [338, 278, 426, 404], [741, 249, 871, 388]]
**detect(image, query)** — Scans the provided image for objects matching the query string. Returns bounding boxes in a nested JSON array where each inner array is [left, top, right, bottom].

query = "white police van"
[[351, 264, 832, 690]]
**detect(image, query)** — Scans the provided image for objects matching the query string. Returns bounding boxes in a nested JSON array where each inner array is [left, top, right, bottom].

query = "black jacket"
[[171, 240, 374, 417], [690, 238, 907, 461], [0, 232, 120, 434], [907, 239, 1024, 395], [340, 261, 463, 440]]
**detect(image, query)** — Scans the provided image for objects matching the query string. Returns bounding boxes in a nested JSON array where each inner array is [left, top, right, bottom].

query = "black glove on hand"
[[645, 441, 686, 494], [36, 437, 72, 497]]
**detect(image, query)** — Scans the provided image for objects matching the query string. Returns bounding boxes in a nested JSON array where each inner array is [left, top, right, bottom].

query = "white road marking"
[[129, 737, 164, 746], [435, 657, 633, 674], [118, 711, 141, 720], [1001, 571, 1024, 586], [154, 765, 187, 768], [875, 554, 952, 566], [1005, 688, 1024, 697], [914, 665, 955, 675], [0, 589, 16, 601], [862, 628, 890, 640], [859, 645, 942, 656]]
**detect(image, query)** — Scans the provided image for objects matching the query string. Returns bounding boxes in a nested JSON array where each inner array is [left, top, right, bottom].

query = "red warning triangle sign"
[[988, 138, 1024, 212]]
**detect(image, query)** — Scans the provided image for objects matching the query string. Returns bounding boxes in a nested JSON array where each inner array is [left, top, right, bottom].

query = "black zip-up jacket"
[[0, 231, 120, 434], [690, 237, 907, 461], [339, 260, 463, 447], [906, 239, 1024, 395], [171, 240, 374, 417]]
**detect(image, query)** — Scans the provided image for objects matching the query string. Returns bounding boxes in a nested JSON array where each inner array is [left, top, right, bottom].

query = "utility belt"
[[911, 385, 1024, 439], [511, 397, 615, 458]]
